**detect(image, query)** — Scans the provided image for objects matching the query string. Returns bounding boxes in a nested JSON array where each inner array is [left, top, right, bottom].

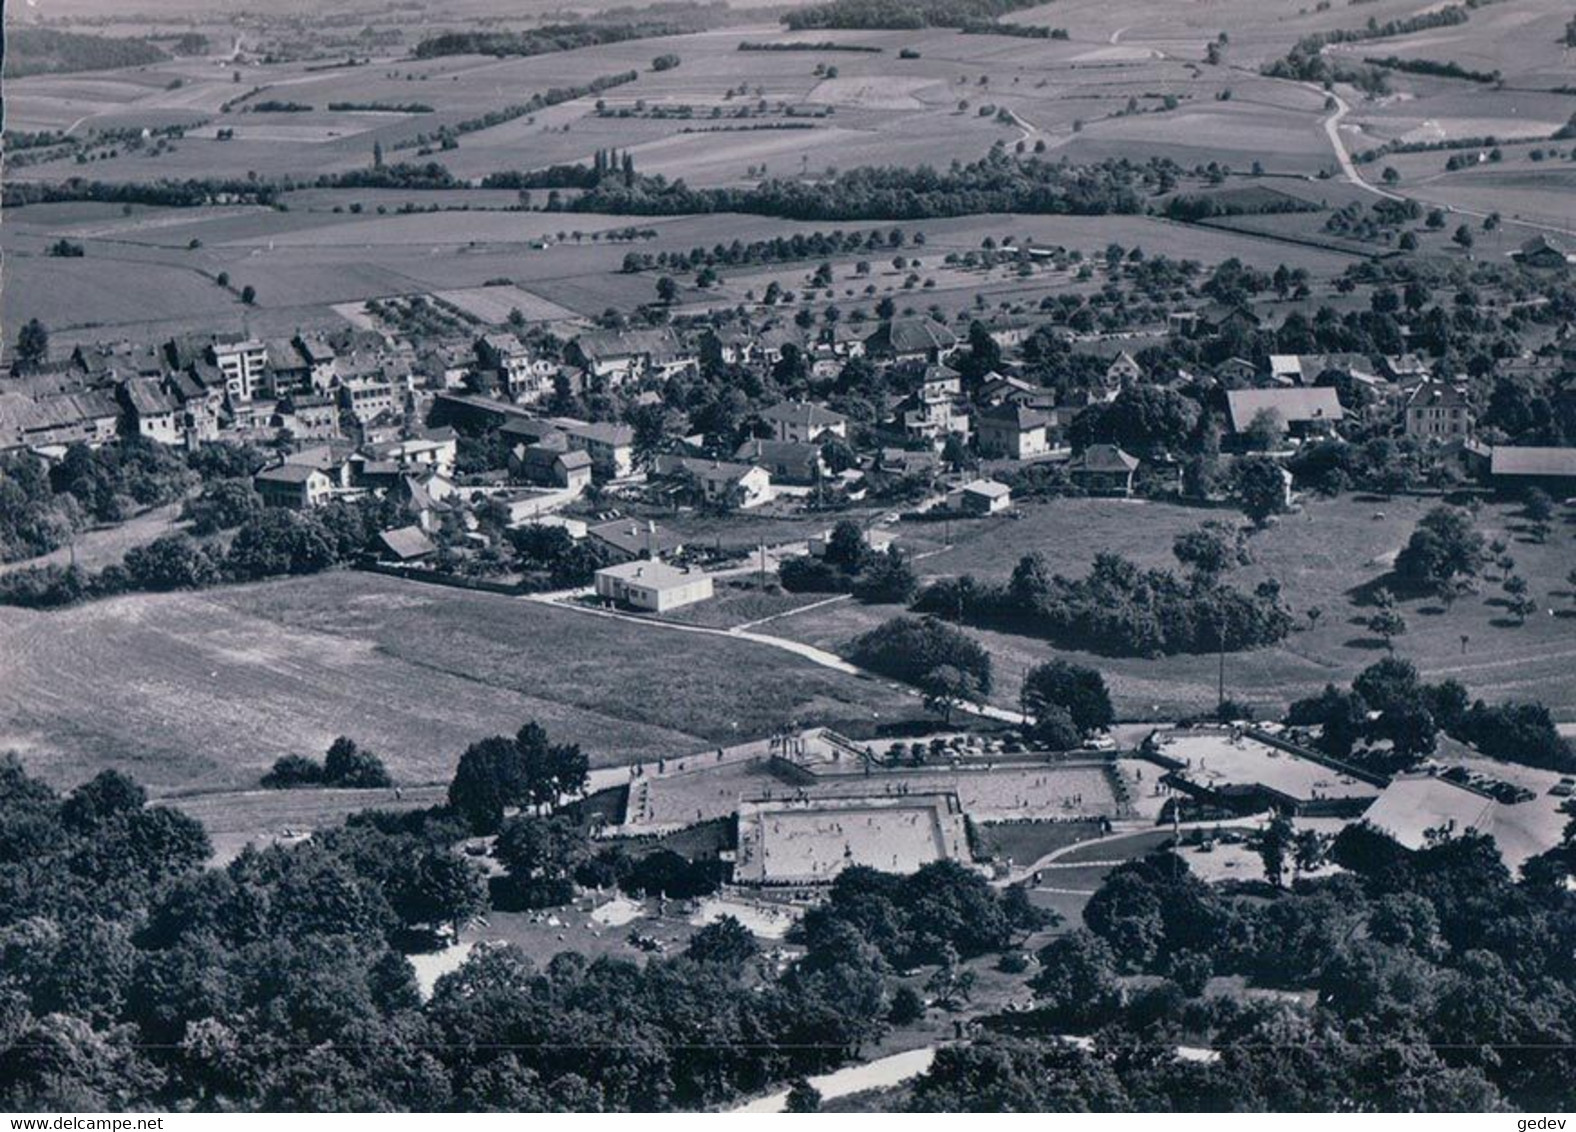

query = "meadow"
[[774, 494, 1576, 724], [0, 570, 920, 796]]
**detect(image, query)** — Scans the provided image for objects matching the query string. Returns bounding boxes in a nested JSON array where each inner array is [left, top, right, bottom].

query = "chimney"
[[646, 519, 656, 560]]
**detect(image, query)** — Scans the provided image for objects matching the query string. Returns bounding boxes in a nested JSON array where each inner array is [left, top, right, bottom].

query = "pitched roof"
[[1071, 444, 1140, 473], [1225, 387, 1343, 432], [256, 463, 327, 485], [760, 400, 846, 429], [586, 519, 683, 558], [122, 378, 179, 416], [865, 316, 958, 355], [978, 403, 1049, 430], [566, 421, 635, 447], [1489, 446, 1576, 478], [1405, 381, 1471, 410], [377, 525, 437, 561]]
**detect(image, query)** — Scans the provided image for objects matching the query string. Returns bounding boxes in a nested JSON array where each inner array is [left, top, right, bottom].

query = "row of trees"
[[0, 496, 397, 609], [913, 550, 1293, 659]]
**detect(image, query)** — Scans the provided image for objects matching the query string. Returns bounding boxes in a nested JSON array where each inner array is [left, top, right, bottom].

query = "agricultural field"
[[773, 494, 1576, 724], [0, 570, 922, 796]]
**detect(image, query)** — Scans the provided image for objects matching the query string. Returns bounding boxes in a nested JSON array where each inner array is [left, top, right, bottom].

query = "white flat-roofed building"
[[594, 559, 714, 612]]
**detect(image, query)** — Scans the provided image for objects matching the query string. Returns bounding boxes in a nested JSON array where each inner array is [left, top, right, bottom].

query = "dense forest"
[[783, 0, 1041, 31], [4, 28, 168, 78], [0, 752, 1041, 1111], [898, 828, 1576, 1111], [569, 151, 1171, 220]]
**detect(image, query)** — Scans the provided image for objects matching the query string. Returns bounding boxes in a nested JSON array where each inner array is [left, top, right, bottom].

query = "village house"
[[976, 403, 1051, 460], [261, 338, 314, 399], [118, 379, 183, 446], [512, 441, 594, 492], [733, 437, 826, 485], [594, 559, 714, 613], [339, 377, 399, 425], [564, 421, 637, 479], [947, 478, 1012, 515], [367, 428, 458, 478], [1403, 380, 1474, 443], [586, 518, 684, 563], [476, 332, 554, 402], [1068, 444, 1140, 497], [902, 363, 970, 445], [0, 390, 123, 453], [569, 327, 694, 386], [254, 463, 336, 510], [655, 455, 773, 509], [759, 400, 847, 445], [277, 393, 341, 440], [1105, 351, 1143, 388]]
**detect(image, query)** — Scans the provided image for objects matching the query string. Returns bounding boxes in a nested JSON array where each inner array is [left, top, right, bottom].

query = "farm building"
[[594, 559, 714, 613], [1513, 235, 1573, 270], [0, 390, 121, 453], [1488, 446, 1576, 494], [376, 525, 437, 564], [863, 316, 958, 364], [1225, 387, 1344, 439]]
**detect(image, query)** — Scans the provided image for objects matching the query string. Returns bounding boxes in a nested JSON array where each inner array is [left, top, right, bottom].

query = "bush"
[[262, 754, 325, 789], [848, 616, 992, 695], [323, 737, 393, 788]]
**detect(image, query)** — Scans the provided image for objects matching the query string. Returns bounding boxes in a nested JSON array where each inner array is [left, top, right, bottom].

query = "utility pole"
[[1216, 599, 1227, 716]]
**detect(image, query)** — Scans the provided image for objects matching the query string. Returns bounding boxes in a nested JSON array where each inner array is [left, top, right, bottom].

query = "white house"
[[594, 559, 714, 612]]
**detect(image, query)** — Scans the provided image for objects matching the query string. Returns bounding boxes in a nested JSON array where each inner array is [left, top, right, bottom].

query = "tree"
[[1366, 589, 1406, 652], [1523, 488, 1554, 524], [493, 814, 589, 906], [448, 736, 522, 833], [1020, 661, 1113, 737], [1172, 521, 1246, 580], [1230, 455, 1288, 526], [1452, 224, 1475, 250], [394, 849, 488, 938], [921, 665, 981, 725], [1258, 813, 1295, 888], [1030, 930, 1123, 1029], [823, 519, 868, 570], [61, 770, 146, 833], [785, 1079, 822, 1112], [684, 915, 758, 967], [15, 318, 50, 373], [853, 546, 918, 604], [240, 285, 257, 304], [322, 737, 392, 788], [1243, 408, 1285, 452], [655, 275, 678, 304]]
